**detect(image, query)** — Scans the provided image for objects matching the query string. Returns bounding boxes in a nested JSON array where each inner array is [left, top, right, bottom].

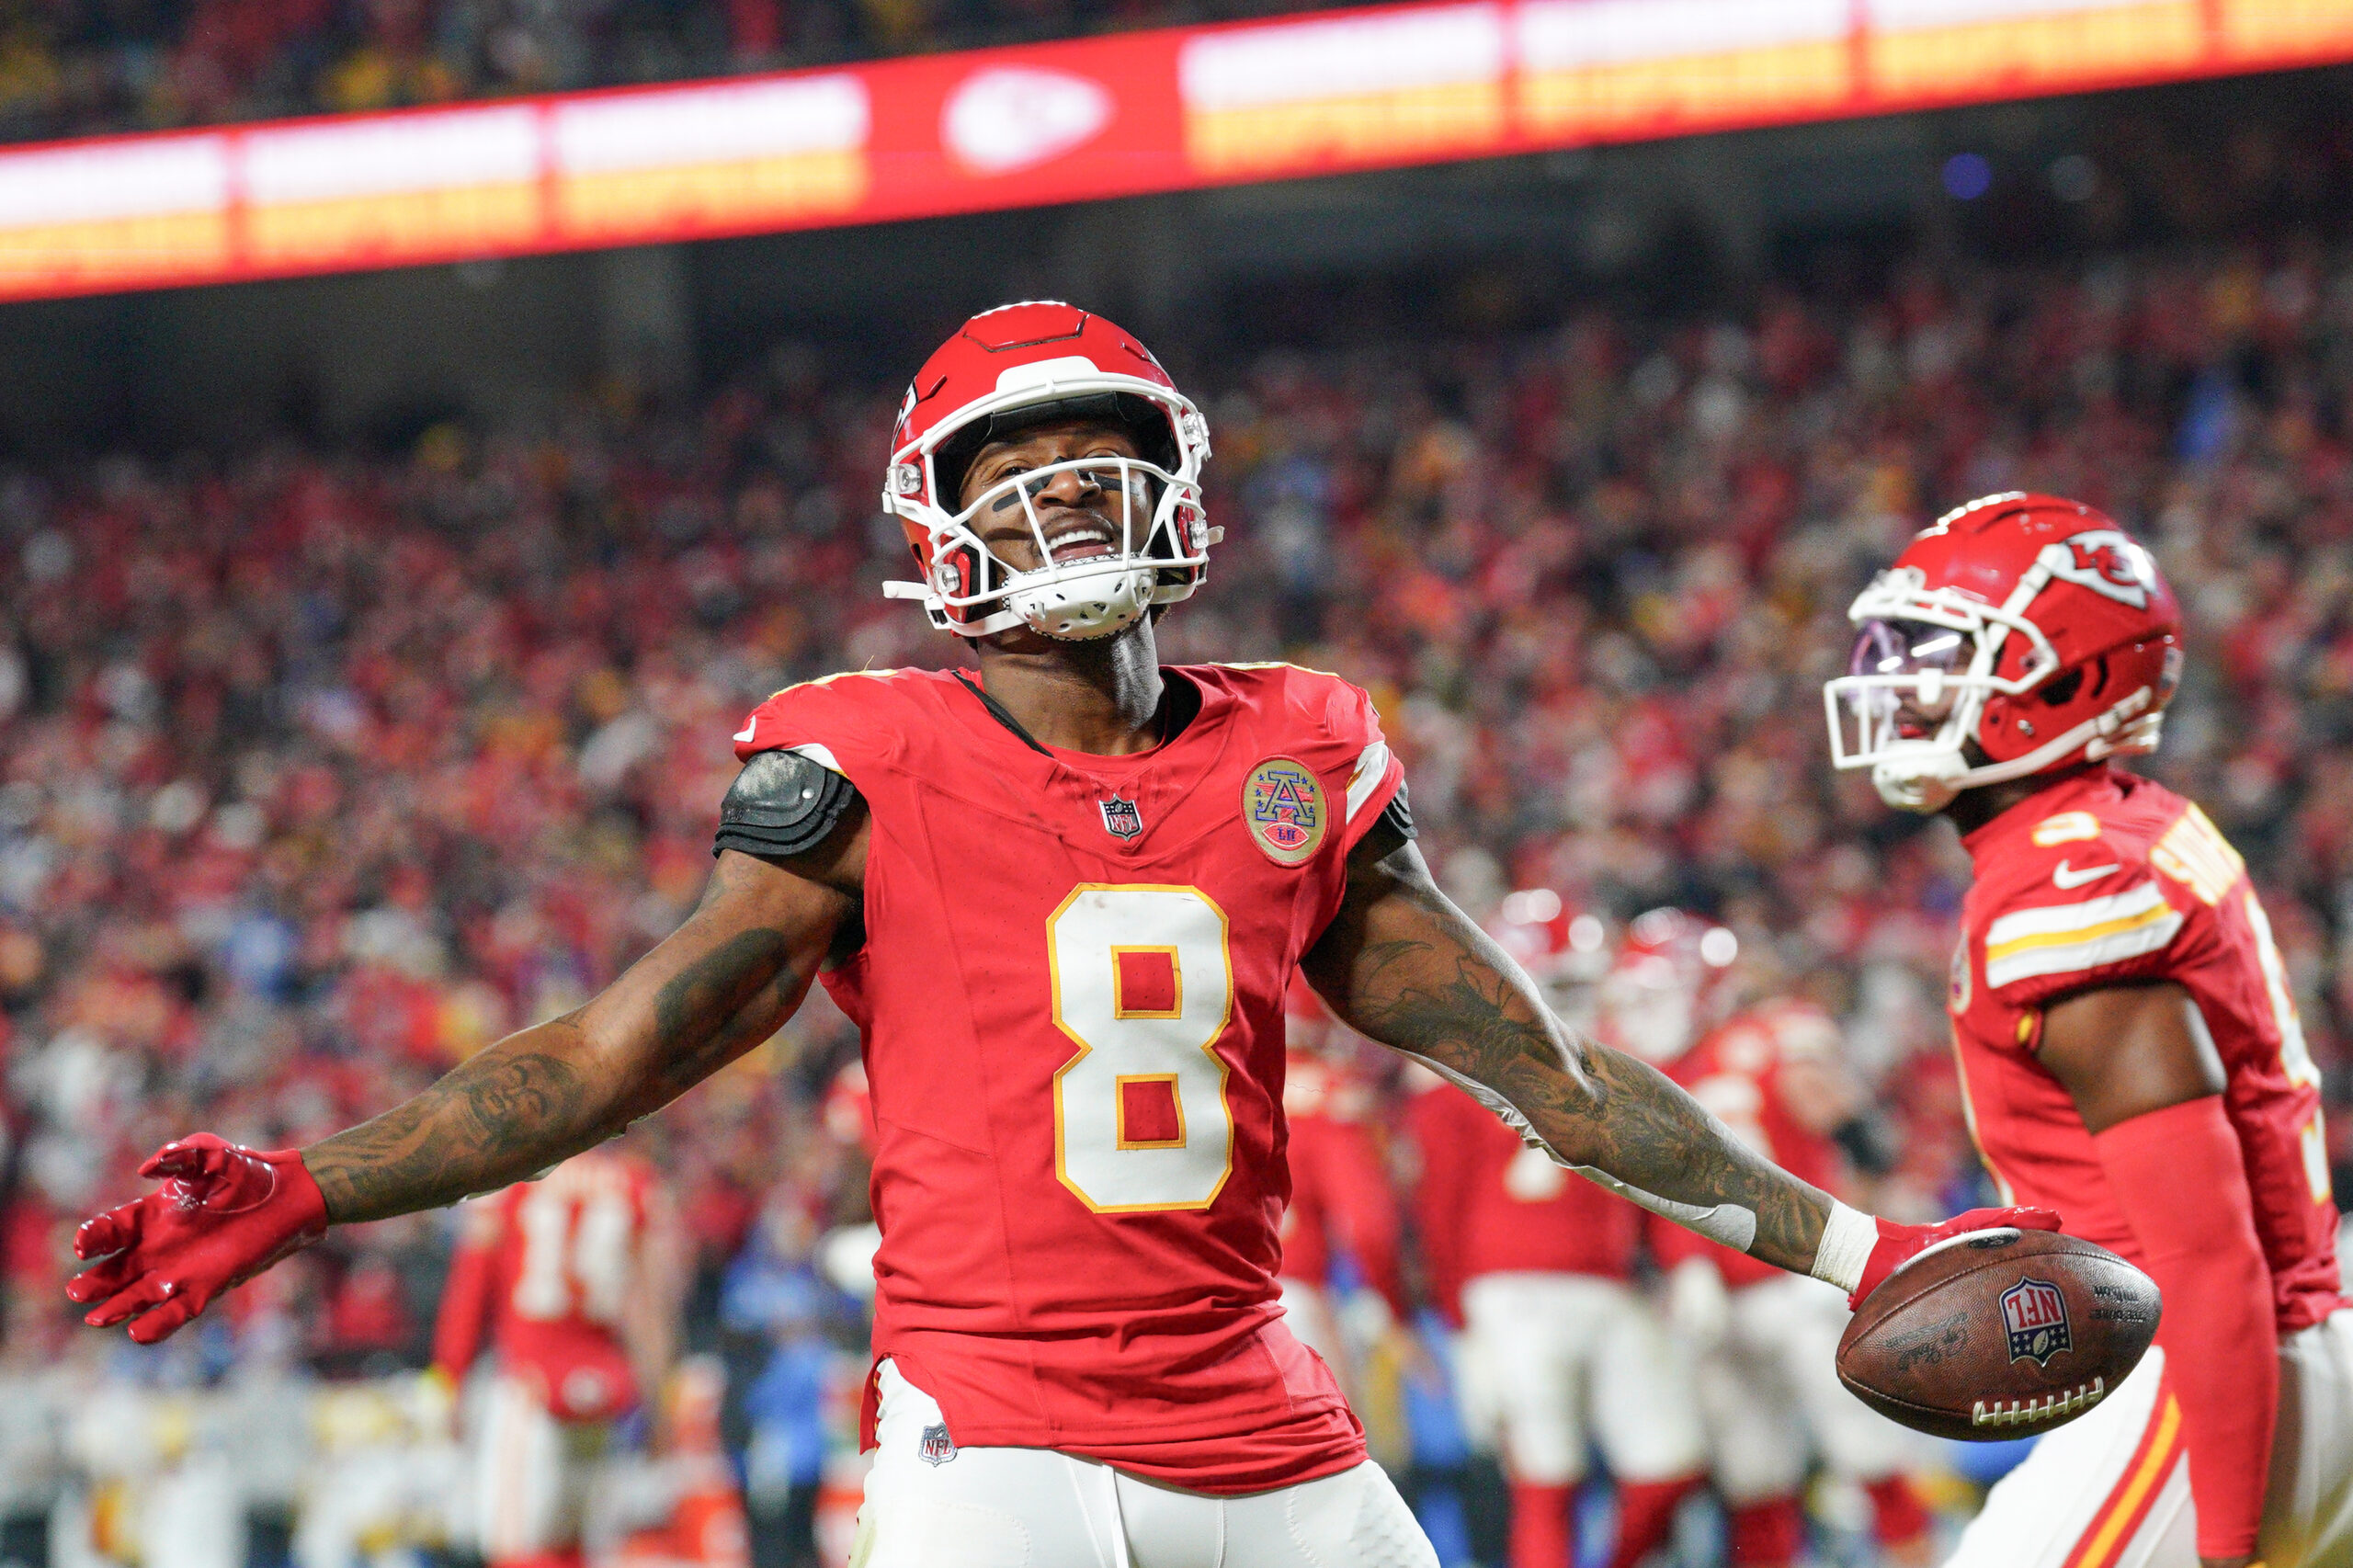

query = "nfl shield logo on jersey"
[[919, 1422, 958, 1466], [2000, 1277, 2073, 1366], [1243, 757, 1325, 866], [1098, 795, 1143, 840]]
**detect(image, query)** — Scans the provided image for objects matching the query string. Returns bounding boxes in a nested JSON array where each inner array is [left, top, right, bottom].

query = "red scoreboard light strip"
[[0, 0, 2347, 301]]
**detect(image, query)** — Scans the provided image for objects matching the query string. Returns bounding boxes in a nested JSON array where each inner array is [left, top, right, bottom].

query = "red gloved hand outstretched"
[[66, 1134, 330, 1343], [1850, 1205, 2063, 1311]]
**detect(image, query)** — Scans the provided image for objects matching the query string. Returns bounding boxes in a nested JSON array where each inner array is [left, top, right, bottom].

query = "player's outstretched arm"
[[1303, 828, 2055, 1293], [70, 818, 864, 1342], [305, 836, 859, 1221]]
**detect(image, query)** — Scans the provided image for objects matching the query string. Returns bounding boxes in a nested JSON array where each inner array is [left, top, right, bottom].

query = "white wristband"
[[1809, 1199, 1878, 1295]]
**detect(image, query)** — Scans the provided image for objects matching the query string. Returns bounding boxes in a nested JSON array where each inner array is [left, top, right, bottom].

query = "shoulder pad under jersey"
[[713, 748, 861, 861]]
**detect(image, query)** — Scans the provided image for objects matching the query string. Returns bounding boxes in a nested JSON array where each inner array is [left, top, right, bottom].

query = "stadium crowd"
[[0, 229, 2350, 1567], [0, 0, 1346, 145]]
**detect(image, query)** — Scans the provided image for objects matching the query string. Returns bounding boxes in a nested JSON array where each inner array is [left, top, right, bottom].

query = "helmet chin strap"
[[1871, 754, 1967, 813], [1005, 558, 1158, 641], [1870, 684, 2161, 813]]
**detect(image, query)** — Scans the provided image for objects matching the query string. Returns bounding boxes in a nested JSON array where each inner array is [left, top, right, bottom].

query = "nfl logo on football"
[[2001, 1276, 2074, 1366]]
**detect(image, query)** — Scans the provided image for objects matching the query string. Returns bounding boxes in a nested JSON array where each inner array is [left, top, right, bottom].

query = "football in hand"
[[1836, 1228, 2160, 1441]]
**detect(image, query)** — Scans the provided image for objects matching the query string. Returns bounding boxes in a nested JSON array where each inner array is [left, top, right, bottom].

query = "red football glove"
[[66, 1134, 330, 1343], [1849, 1205, 2063, 1311]]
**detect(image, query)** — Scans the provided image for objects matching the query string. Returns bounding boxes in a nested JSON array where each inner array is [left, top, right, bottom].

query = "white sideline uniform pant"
[[1945, 1311, 2353, 1568], [1694, 1274, 1918, 1504], [475, 1373, 612, 1562], [851, 1360, 1438, 1568], [1459, 1272, 1706, 1486]]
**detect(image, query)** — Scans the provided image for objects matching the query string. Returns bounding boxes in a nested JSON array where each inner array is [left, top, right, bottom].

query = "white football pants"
[[851, 1360, 1438, 1568], [1694, 1274, 1920, 1503], [474, 1373, 612, 1562], [1945, 1310, 2353, 1568], [1458, 1272, 1706, 1486]]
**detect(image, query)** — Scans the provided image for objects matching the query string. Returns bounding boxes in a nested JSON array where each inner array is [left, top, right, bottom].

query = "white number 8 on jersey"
[[1049, 885, 1236, 1213]]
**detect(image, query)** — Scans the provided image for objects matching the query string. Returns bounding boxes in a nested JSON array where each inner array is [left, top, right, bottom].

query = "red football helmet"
[[1594, 907, 1738, 1063], [1824, 492, 2184, 812], [881, 301, 1217, 640]]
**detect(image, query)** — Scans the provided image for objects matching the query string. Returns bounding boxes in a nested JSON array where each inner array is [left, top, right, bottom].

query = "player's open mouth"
[[1043, 518, 1120, 562]]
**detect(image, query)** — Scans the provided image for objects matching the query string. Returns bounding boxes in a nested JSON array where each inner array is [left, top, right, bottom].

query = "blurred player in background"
[[1603, 909, 1934, 1567], [432, 1144, 686, 1568], [1827, 492, 2353, 1568], [1274, 980, 1407, 1402], [1411, 908, 1707, 1568]]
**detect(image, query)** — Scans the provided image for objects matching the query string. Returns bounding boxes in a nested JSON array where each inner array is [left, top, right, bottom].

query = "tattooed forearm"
[[302, 846, 857, 1226], [306, 1038, 607, 1223], [1310, 838, 1835, 1275]]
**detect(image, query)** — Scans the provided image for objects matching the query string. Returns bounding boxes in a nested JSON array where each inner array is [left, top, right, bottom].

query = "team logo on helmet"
[[2039, 529, 2155, 609], [919, 1422, 958, 1465], [2000, 1277, 2073, 1366], [1243, 757, 1324, 867], [1098, 795, 1143, 841]]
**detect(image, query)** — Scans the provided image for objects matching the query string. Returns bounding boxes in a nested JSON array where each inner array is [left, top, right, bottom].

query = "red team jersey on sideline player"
[[730, 662, 1405, 1493], [1279, 1047, 1406, 1314], [1651, 1001, 1845, 1290], [1949, 767, 2343, 1334], [433, 1149, 658, 1421], [1405, 1074, 1642, 1321]]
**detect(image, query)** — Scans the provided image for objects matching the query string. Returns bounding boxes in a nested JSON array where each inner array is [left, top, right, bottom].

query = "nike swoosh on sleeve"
[[2052, 860, 2119, 890]]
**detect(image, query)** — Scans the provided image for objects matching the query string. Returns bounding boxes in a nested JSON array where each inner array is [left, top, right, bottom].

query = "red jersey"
[[1279, 1049, 1406, 1315], [1653, 1000, 1845, 1290], [732, 663, 1405, 1493], [432, 1149, 660, 1420], [1950, 767, 2342, 1334], [1405, 1071, 1642, 1323]]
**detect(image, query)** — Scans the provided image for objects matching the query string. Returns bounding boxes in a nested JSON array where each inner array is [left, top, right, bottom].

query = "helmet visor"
[[1848, 619, 1972, 723]]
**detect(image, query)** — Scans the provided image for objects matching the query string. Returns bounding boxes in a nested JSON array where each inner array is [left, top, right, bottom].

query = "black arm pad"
[[1831, 1111, 1899, 1177], [1354, 778, 1417, 861], [712, 749, 862, 861]]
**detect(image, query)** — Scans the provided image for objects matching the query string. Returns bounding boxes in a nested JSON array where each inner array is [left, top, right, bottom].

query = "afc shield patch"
[[1243, 757, 1326, 867], [2000, 1276, 2073, 1366], [919, 1422, 958, 1466], [1098, 795, 1143, 841]]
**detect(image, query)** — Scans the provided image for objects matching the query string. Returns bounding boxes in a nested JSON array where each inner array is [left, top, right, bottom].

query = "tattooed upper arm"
[[305, 805, 864, 1224], [1306, 830, 1833, 1274], [1303, 833, 1608, 1156]]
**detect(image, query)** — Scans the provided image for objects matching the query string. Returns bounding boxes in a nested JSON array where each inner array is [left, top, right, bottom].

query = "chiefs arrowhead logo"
[[942, 67, 1114, 176], [2039, 528, 2154, 608]]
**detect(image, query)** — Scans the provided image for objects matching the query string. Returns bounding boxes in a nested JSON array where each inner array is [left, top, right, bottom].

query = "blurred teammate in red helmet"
[[1606, 910, 1935, 1568], [69, 304, 2047, 1568], [1826, 492, 2352, 1568], [432, 1146, 687, 1568], [1412, 902, 1708, 1568]]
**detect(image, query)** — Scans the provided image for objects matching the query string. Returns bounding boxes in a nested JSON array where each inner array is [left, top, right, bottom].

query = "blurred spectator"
[[0, 0, 1400, 144]]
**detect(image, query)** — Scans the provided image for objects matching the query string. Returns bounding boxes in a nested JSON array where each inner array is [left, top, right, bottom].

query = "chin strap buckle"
[[882, 581, 932, 600]]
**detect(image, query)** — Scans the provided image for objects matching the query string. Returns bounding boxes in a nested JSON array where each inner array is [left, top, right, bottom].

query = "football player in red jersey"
[[1407, 1042, 1706, 1568], [432, 1145, 685, 1568], [1607, 911, 1934, 1568], [68, 303, 2048, 1568], [1273, 982, 1407, 1398], [1825, 492, 2353, 1568]]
